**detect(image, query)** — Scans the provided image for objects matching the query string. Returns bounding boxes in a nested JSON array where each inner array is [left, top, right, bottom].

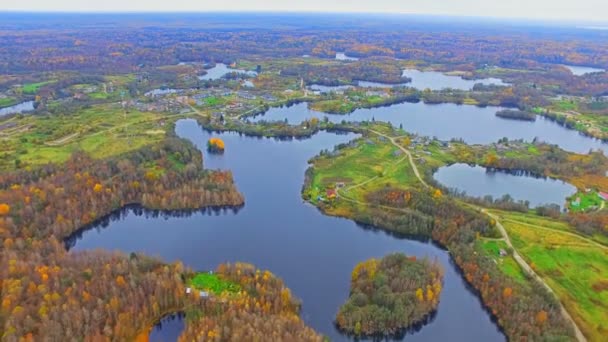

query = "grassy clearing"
[[0, 104, 177, 170], [305, 133, 417, 205], [189, 272, 240, 294], [0, 97, 17, 108], [568, 190, 604, 212], [21, 81, 54, 94], [501, 216, 608, 340], [477, 239, 527, 283]]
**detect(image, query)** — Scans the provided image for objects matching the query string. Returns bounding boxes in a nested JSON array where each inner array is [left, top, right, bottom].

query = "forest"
[[0, 138, 246, 339], [336, 254, 443, 337]]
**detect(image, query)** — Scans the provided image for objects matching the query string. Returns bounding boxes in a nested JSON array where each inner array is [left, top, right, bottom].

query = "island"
[[336, 253, 443, 336], [495, 109, 536, 121]]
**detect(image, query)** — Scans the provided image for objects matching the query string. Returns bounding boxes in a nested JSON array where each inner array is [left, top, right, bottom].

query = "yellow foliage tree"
[[0, 203, 10, 216], [426, 286, 434, 302], [433, 189, 442, 199], [93, 183, 103, 193], [415, 288, 424, 301], [536, 310, 548, 325], [351, 259, 378, 282], [208, 138, 225, 152], [485, 152, 498, 166]]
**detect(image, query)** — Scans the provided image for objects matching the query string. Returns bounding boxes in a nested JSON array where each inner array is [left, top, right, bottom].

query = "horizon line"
[[0, 10, 606, 25]]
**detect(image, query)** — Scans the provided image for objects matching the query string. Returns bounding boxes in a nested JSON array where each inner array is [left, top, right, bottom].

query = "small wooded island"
[[336, 253, 444, 337], [207, 137, 226, 153], [495, 109, 537, 121]]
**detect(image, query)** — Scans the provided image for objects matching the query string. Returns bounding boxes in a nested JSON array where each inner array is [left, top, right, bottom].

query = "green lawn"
[[477, 239, 527, 283], [568, 191, 604, 212], [0, 104, 173, 170], [189, 272, 241, 294], [502, 217, 608, 341], [552, 100, 578, 112], [22, 81, 54, 94], [0, 97, 17, 108]]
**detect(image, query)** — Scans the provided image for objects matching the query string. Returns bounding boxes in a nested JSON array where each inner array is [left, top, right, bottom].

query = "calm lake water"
[[434, 164, 577, 208], [250, 102, 608, 154], [309, 84, 354, 93], [69, 119, 505, 342], [199, 63, 257, 81], [357, 80, 410, 88], [402, 69, 508, 90], [562, 64, 605, 76], [149, 313, 185, 342], [336, 52, 359, 61], [145, 88, 179, 97], [0, 101, 35, 116]]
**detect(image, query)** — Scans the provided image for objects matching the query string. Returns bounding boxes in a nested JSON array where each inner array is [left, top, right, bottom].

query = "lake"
[[336, 52, 359, 61], [0, 101, 35, 117], [145, 88, 180, 97], [68, 119, 505, 342], [434, 164, 577, 208], [249, 102, 608, 154], [199, 63, 257, 81], [562, 64, 605, 76], [402, 69, 508, 90], [309, 84, 354, 93]]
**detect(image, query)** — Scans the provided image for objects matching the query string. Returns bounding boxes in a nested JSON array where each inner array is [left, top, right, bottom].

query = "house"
[[499, 249, 508, 257], [186, 287, 192, 294], [598, 192, 608, 201], [199, 291, 209, 298], [326, 189, 337, 199], [335, 182, 346, 189], [571, 197, 581, 207]]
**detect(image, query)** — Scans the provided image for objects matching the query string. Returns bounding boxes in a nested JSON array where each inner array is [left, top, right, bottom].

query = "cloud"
[[2, 0, 607, 22]]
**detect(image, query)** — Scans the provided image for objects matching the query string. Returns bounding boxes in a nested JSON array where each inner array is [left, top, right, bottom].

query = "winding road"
[[367, 129, 587, 342]]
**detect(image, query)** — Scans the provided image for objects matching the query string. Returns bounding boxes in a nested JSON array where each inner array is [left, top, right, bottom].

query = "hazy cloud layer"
[[2, 0, 607, 22]]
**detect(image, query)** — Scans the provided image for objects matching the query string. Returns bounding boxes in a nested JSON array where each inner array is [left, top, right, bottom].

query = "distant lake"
[[250, 102, 608, 154], [336, 52, 359, 61], [309, 84, 354, 93], [562, 64, 605, 76], [0, 101, 35, 117], [357, 80, 410, 88], [145, 88, 179, 97], [199, 63, 257, 81], [434, 164, 577, 208], [402, 69, 508, 90]]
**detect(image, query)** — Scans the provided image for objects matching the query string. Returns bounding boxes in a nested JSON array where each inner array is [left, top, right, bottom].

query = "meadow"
[[495, 210, 608, 340], [0, 104, 186, 170]]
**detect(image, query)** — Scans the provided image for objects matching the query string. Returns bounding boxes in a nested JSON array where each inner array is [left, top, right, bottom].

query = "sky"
[[1, 0, 607, 23]]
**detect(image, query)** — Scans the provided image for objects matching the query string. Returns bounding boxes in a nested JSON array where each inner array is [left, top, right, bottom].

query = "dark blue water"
[[250, 102, 607, 154], [149, 313, 185, 342], [434, 164, 577, 208], [70, 119, 505, 342]]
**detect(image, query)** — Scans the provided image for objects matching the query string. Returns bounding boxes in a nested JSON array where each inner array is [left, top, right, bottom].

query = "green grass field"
[[568, 191, 604, 212], [189, 272, 241, 294], [21, 81, 54, 94], [498, 213, 608, 340], [477, 239, 527, 283], [305, 133, 417, 204], [0, 104, 179, 170], [0, 97, 17, 108]]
